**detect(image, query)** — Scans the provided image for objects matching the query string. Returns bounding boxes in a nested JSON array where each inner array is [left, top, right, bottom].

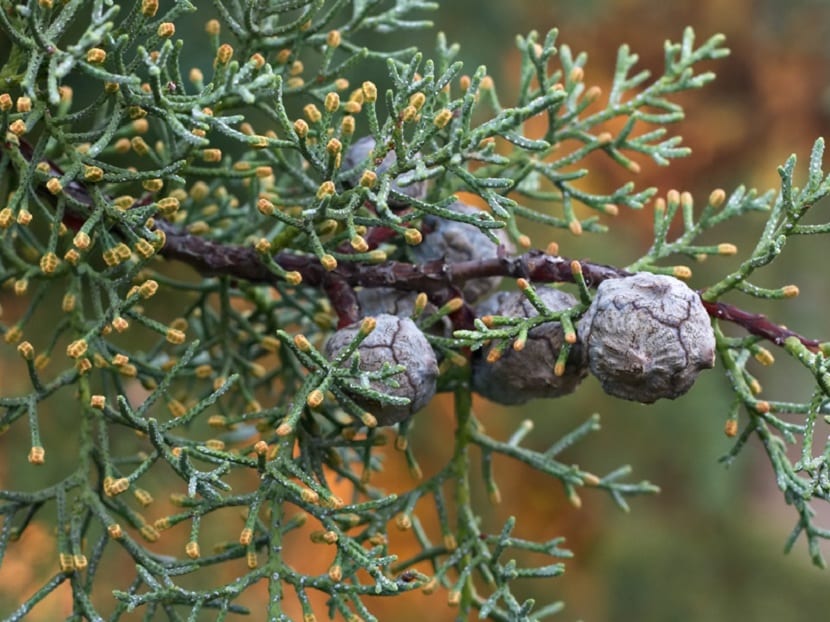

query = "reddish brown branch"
[[154, 223, 822, 351], [5, 138, 821, 351], [701, 300, 820, 352]]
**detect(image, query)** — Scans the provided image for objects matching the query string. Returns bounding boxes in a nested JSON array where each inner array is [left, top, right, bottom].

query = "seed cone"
[[412, 201, 514, 302], [472, 288, 588, 404], [340, 136, 427, 208], [578, 273, 716, 403], [325, 314, 438, 425]]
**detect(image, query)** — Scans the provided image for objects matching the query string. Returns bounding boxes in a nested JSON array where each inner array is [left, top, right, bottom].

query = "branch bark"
[[4, 137, 821, 352]]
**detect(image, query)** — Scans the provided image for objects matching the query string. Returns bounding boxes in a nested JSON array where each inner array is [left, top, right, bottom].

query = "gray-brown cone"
[[355, 287, 424, 317], [412, 201, 514, 302], [324, 314, 438, 425], [471, 288, 588, 404], [340, 136, 427, 208], [577, 273, 716, 403], [354, 288, 451, 338]]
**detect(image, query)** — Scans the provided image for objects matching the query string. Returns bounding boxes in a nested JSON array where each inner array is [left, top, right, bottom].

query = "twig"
[[3, 138, 820, 351]]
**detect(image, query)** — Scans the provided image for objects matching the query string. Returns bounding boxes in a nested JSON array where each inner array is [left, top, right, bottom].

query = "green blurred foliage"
[[418, 0, 830, 620]]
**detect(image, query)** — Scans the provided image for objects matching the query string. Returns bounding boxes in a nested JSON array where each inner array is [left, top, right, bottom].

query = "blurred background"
[[414, 1, 830, 620], [3, 0, 830, 619]]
